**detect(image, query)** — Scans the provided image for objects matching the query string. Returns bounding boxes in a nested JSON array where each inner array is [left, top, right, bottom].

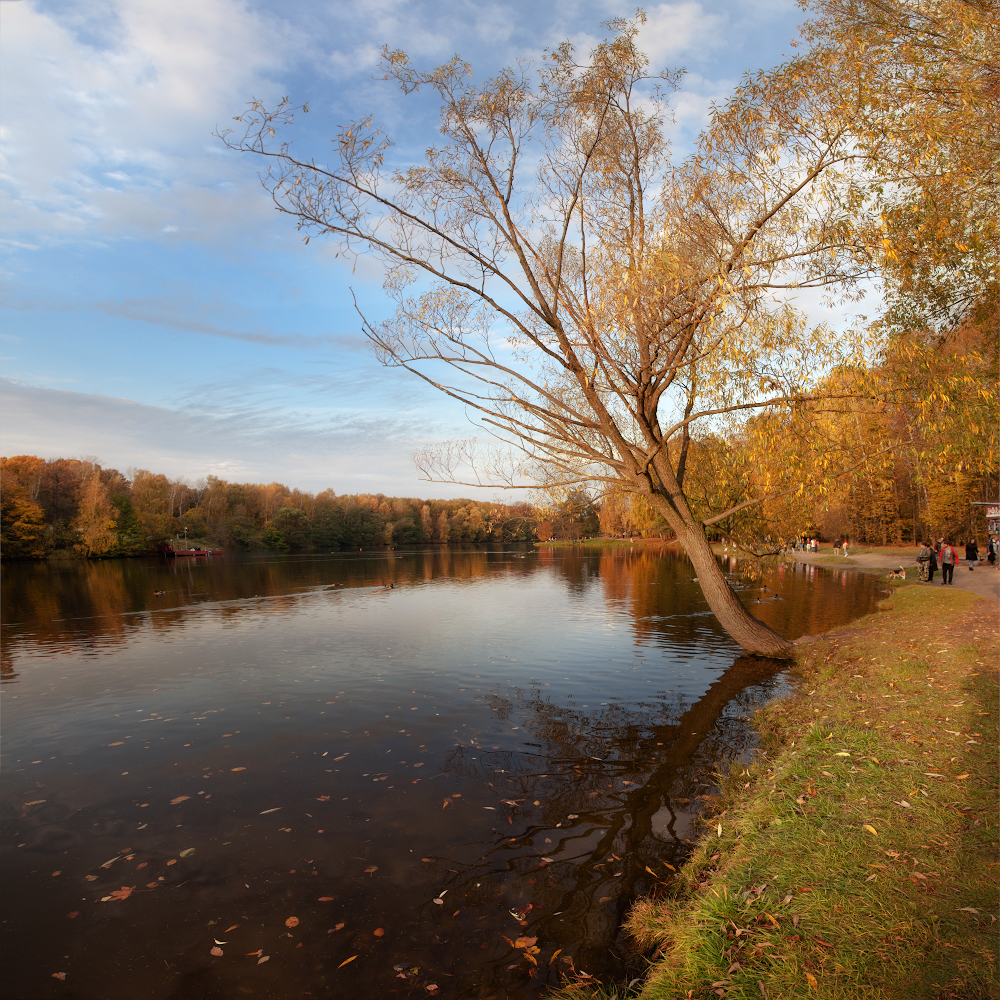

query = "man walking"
[[939, 539, 956, 585]]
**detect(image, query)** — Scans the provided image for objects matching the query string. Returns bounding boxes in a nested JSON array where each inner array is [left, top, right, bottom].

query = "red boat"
[[164, 544, 224, 557]]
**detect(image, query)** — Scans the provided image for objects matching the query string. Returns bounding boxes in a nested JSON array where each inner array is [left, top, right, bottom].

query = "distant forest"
[[0, 455, 601, 559]]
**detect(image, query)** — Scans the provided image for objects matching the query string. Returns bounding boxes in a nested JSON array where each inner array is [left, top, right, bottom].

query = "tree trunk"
[[674, 521, 794, 656]]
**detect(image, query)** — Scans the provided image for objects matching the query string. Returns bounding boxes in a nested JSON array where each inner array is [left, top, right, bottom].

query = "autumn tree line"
[[0, 457, 565, 559]]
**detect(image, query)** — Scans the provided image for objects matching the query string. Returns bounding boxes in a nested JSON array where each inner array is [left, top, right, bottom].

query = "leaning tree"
[[220, 16, 888, 655]]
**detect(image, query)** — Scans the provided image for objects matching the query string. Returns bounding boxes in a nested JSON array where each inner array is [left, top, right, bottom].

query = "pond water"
[[1, 546, 884, 1000]]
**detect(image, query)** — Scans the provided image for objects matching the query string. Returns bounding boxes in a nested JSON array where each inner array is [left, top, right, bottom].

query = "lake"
[[0, 545, 884, 999]]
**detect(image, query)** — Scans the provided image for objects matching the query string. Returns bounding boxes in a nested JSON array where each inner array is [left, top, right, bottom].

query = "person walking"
[[928, 543, 938, 583], [988, 536, 997, 567], [939, 539, 957, 585], [965, 538, 979, 571], [917, 541, 932, 582], [842, 539, 849, 557]]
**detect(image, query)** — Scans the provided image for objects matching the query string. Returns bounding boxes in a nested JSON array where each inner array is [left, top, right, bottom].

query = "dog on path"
[[887, 567, 906, 580]]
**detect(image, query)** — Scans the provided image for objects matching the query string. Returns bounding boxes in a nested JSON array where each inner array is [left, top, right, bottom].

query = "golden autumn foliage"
[[0, 478, 47, 559]]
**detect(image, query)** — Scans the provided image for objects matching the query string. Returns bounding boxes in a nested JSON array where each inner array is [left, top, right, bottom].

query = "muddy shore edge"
[[555, 585, 999, 1000]]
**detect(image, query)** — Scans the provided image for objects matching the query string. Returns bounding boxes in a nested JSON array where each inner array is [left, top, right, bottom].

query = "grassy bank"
[[561, 586, 999, 1000]]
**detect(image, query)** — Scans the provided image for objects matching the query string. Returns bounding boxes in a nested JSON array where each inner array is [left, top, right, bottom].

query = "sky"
[[1, 0, 812, 498]]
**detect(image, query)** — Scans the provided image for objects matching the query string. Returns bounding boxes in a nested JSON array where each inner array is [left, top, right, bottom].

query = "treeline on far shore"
[[0, 456, 599, 559]]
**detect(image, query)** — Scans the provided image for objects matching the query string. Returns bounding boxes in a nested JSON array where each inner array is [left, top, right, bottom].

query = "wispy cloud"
[[4, 294, 367, 351], [0, 377, 470, 494]]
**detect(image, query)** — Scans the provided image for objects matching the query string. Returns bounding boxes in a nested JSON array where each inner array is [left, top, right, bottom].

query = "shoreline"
[[557, 585, 999, 999]]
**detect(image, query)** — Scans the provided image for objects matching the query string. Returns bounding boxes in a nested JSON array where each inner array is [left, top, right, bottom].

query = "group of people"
[[791, 537, 818, 553], [916, 537, 989, 584]]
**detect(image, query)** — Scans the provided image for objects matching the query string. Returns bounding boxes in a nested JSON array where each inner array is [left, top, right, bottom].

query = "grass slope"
[[560, 586, 999, 1000]]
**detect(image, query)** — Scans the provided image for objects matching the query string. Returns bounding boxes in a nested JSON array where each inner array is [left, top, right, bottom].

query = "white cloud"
[[0, 0, 301, 245], [0, 376, 476, 495], [639, 2, 726, 66]]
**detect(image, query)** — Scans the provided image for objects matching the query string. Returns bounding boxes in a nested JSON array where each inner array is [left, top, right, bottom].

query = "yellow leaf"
[[806, 971, 818, 989], [863, 824, 878, 836], [338, 955, 358, 969]]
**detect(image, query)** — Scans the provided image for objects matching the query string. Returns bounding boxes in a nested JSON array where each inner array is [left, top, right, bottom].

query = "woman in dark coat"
[[966, 539, 979, 570]]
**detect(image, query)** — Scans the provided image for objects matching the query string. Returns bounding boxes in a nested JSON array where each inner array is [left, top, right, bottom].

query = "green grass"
[[555, 587, 999, 1000]]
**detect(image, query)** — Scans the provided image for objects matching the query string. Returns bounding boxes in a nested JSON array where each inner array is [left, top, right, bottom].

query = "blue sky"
[[2, 0, 810, 497]]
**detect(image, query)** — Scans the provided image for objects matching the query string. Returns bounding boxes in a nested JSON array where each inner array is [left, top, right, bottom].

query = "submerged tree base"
[[556, 585, 999, 999]]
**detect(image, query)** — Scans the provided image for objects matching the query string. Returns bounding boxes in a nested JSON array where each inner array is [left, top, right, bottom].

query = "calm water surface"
[[1, 546, 883, 1000]]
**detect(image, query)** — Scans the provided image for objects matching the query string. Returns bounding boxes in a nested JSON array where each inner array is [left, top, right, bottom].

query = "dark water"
[[0, 546, 883, 1000]]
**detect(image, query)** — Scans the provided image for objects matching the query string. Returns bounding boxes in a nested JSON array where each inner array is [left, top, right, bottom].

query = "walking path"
[[789, 549, 999, 602]]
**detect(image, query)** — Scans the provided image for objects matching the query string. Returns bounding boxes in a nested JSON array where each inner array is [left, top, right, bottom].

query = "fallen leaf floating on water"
[[338, 956, 358, 969], [102, 886, 135, 902], [211, 947, 224, 957], [260, 807, 282, 815], [231, 767, 246, 772], [364, 866, 378, 874], [318, 896, 334, 902], [66, 912, 79, 920], [285, 917, 300, 928], [179, 848, 195, 857], [442, 799, 451, 809], [373, 928, 385, 937], [170, 796, 190, 805], [225, 925, 239, 933], [214, 939, 228, 945], [24, 800, 46, 807], [52, 973, 66, 981], [331, 922, 346, 932], [108, 742, 124, 747], [245, 950, 263, 957], [257, 956, 270, 965], [421, 858, 432, 863]]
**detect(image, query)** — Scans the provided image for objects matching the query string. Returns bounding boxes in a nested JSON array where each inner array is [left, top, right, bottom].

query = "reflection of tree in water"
[[425, 654, 788, 988], [544, 545, 881, 650]]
